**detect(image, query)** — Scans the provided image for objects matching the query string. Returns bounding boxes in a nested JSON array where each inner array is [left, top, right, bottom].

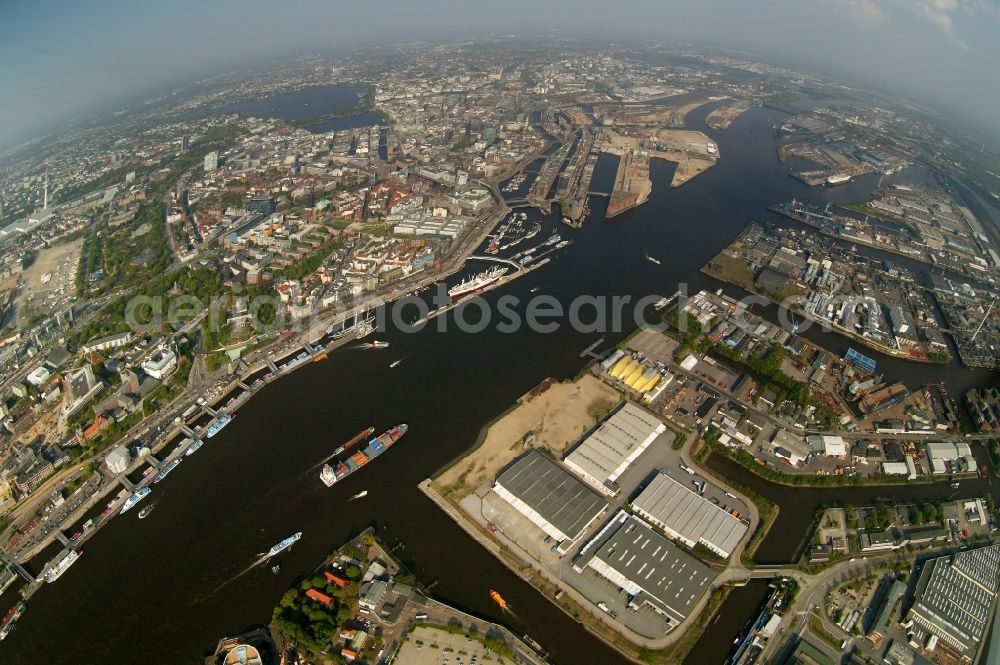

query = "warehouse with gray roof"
[[563, 403, 667, 496], [573, 510, 714, 627], [904, 543, 999, 660], [631, 472, 748, 558], [493, 449, 608, 550]]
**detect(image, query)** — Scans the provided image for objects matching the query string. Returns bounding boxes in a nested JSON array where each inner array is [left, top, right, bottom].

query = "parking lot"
[[393, 625, 497, 665]]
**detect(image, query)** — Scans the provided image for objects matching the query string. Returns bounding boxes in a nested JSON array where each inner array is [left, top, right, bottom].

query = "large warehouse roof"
[[906, 543, 1000, 657], [631, 473, 748, 558], [563, 403, 666, 495], [577, 511, 714, 624], [494, 449, 608, 543]]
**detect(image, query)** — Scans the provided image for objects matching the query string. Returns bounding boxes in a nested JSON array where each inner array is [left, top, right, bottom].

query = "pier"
[[579, 337, 605, 359], [466, 255, 524, 271]]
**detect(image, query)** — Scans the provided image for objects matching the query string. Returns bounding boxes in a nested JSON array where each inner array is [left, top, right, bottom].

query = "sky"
[[2, 0, 999, 147]]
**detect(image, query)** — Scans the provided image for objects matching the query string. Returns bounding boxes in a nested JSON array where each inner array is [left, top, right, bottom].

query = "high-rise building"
[[250, 196, 275, 216], [204, 151, 219, 172], [182, 135, 190, 151]]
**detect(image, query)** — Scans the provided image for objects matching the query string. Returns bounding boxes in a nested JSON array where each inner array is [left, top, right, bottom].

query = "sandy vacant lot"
[[437, 375, 619, 498], [16, 237, 82, 327]]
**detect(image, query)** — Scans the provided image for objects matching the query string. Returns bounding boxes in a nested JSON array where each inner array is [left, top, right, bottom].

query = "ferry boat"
[[185, 439, 204, 456], [43, 549, 81, 583], [153, 458, 181, 484], [448, 267, 508, 299], [320, 424, 409, 487], [205, 414, 233, 439], [267, 532, 302, 558], [120, 487, 151, 515]]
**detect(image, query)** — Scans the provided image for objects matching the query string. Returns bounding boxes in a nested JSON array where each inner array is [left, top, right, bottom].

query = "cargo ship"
[[120, 487, 151, 515], [205, 414, 233, 438], [153, 458, 181, 483], [43, 549, 81, 583], [448, 267, 508, 299], [185, 439, 204, 456], [267, 532, 302, 557], [319, 424, 409, 486]]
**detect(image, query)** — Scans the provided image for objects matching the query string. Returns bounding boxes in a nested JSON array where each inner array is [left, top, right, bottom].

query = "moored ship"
[[205, 414, 232, 438], [448, 267, 508, 299], [43, 549, 81, 583], [120, 487, 151, 515], [0, 602, 25, 641], [153, 458, 181, 483], [320, 424, 409, 486], [185, 439, 204, 456]]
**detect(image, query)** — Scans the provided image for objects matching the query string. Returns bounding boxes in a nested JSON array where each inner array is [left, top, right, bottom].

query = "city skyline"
[[3, 0, 1000, 149]]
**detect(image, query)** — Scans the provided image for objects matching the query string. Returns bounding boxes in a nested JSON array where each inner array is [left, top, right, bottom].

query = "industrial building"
[[806, 435, 847, 457], [493, 449, 608, 549], [605, 355, 669, 401], [631, 472, 748, 558], [904, 543, 999, 660], [573, 511, 714, 627], [562, 403, 666, 496], [924, 441, 977, 475]]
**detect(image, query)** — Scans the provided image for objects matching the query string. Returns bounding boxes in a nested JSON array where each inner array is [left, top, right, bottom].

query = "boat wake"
[[210, 554, 270, 593]]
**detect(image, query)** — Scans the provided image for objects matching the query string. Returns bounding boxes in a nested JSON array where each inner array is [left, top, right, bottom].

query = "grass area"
[[808, 611, 842, 650], [701, 252, 755, 291]]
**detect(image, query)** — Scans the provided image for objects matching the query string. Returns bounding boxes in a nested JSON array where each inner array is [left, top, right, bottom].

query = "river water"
[[1, 101, 996, 664]]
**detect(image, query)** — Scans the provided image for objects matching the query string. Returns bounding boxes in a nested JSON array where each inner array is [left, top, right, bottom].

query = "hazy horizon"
[[3, 0, 1000, 148]]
